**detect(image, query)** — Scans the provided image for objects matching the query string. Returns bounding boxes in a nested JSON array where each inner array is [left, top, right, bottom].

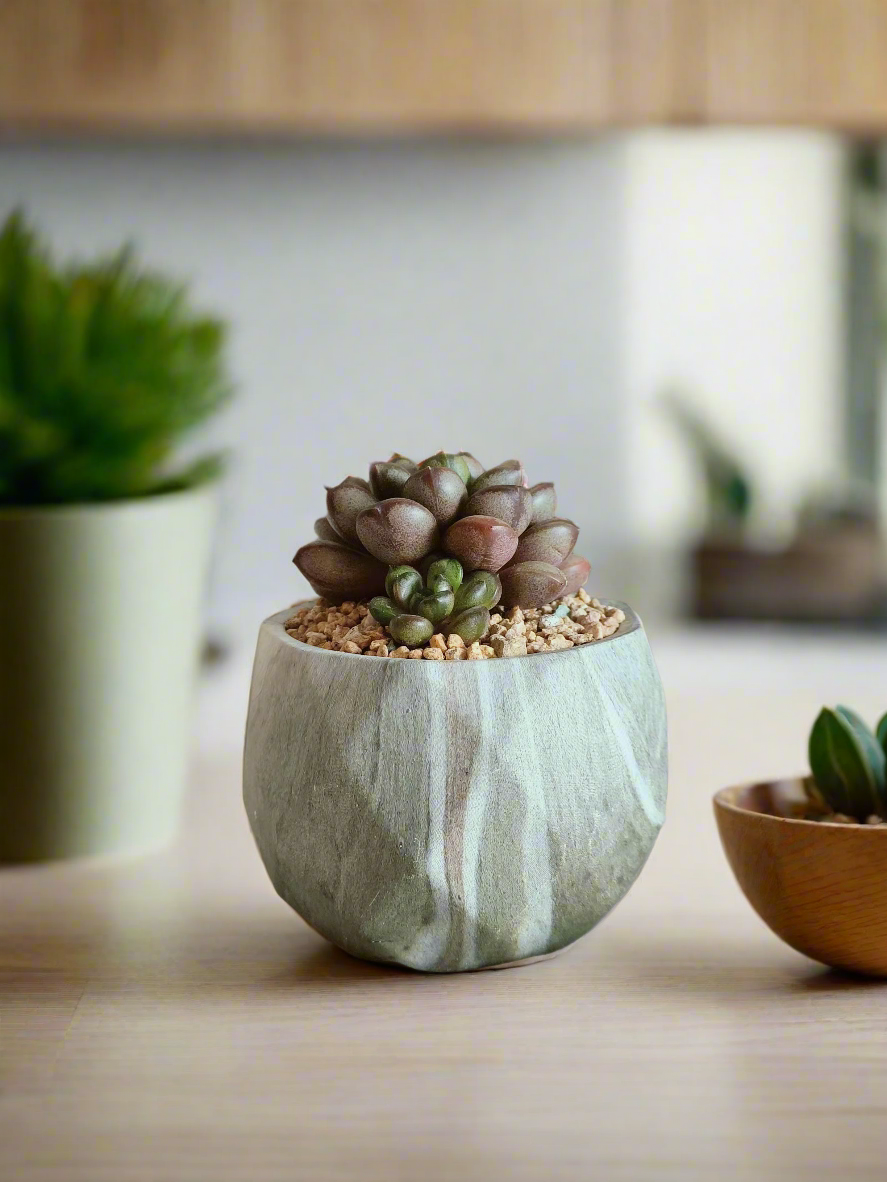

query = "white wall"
[[622, 130, 847, 550], [0, 132, 850, 628], [0, 140, 626, 628]]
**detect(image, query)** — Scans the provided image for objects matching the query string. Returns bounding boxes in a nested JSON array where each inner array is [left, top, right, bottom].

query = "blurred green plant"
[[660, 390, 752, 531], [0, 210, 232, 505], [807, 705, 887, 821]]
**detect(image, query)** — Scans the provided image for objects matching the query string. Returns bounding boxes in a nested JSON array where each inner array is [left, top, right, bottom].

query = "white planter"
[[0, 485, 216, 862], [244, 602, 668, 972]]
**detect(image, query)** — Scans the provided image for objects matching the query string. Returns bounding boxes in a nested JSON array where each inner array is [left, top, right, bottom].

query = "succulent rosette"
[[294, 451, 590, 643]]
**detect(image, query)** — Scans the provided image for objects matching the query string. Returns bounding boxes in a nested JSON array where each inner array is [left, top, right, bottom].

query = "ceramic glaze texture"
[[243, 603, 667, 972]]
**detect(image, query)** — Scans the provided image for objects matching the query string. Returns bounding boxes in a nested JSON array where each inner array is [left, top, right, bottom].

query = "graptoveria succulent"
[[293, 452, 590, 628], [807, 705, 887, 821]]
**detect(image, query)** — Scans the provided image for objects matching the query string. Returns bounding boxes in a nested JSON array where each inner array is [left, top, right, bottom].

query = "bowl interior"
[[715, 779, 809, 821]]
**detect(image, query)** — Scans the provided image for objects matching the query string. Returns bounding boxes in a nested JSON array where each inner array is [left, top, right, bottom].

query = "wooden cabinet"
[[2, 1, 887, 135]]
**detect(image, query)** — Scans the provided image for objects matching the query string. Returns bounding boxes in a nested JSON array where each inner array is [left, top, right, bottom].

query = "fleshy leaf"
[[388, 454, 418, 472], [418, 451, 471, 485], [426, 557, 463, 593], [836, 706, 886, 798], [453, 570, 501, 612], [388, 614, 435, 646], [386, 565, 423, 610], [294, 540, 387, 600], [512, 518, 578, 566], [498, 561, 567, 608], [413, 587, 455, 625], [528, 482, 557, 524], [416, 551, 444, 578], [369, 596, 399, 625], [356, 498, 440, 565], [403, 466, 468, 525], [443, 515, 519, 572], [325, 477, 377, 546], [809, 706, 882, 820], [559, 552, 591, 597], [447, 606, 490, 645], [468, 460, 525, 495], [314, 516, 345, 545], [464, 484, 532, 534], [878, 712, 887, 755], [457, 452, 485, 481], [369, 461, 413, 499], [427, 573, 454, 595]]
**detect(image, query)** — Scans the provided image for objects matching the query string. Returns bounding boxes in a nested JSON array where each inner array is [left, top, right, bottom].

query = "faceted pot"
[[243, 601, 668, 972]]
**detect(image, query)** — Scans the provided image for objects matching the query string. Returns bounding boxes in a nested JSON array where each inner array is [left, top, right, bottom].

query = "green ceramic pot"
[[0, 485, 216, 863], [244, 601, 668, 972]]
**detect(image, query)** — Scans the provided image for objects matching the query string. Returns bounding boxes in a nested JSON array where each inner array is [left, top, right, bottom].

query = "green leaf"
[[426, 557, 463, 593], [0, 210, 232, 505], [412, 587, 454, 626], [418, 451, 471, 485], [388, 614, 434, 646], [369, 596, 399, 625], [149, 452, 227, 495], [877, 712, 887, 756], [453, 570, 500, 612], [835, 705, 886, 796], [447, 606, 490, 645], [809, 707, 881, 820], [417, 551, 447, 579], [385, 565, 423, 610]]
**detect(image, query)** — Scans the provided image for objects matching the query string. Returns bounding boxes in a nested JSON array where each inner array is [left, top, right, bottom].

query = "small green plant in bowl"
[[715, 705, 887, 975], [805, 706, 887, 822]]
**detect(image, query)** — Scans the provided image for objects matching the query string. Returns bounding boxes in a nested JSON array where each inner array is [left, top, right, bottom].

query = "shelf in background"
[[2, 1, 887, 136]]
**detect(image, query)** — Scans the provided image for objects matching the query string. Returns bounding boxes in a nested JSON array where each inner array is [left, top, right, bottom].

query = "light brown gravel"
[[284, 590, 626, 660]]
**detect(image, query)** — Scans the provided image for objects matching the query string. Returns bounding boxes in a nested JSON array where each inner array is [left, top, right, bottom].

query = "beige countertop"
[[3, 624, 887, 1181]]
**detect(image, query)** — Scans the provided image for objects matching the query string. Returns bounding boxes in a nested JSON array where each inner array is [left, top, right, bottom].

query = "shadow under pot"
[[243, 600, 668, 973]]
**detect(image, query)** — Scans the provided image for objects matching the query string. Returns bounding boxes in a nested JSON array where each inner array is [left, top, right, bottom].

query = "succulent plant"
[[807, 705, 887, 820], [293, 451, 589, 641], [368, 558, 499, 644]]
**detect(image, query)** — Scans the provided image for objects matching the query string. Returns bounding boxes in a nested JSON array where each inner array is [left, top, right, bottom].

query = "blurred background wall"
[[0, 130, 851, 631], [0, 139, 625, 630], [619, 130, 848, 613]]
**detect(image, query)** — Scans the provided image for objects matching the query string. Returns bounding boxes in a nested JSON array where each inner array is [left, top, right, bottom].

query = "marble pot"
[[243, 601, 667, 972]]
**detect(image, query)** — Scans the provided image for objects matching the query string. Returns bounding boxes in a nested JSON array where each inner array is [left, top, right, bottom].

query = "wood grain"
[[715, 780, 887, 976], [3, 1, 887, 134], [4, 667, 887, 1180], [243, 603, 667, 971]]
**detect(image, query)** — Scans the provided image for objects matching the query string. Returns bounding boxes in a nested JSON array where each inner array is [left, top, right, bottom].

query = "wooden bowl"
[[714, 780, 887, 976]]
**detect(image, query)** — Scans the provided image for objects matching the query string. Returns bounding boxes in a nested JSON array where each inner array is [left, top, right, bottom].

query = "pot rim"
[[266, 598, 641, 664], [714, 779, 887, 833], [0, 480, 218, 521]]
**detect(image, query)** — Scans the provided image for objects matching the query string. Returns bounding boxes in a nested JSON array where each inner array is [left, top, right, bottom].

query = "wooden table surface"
[[3, 627, 887, 1181]]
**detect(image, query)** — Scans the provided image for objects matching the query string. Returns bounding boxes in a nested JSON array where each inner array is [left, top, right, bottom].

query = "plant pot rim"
[[714, 779, 887, 833], [0, 480, 217, 521], [269, 598, 641, 664]]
